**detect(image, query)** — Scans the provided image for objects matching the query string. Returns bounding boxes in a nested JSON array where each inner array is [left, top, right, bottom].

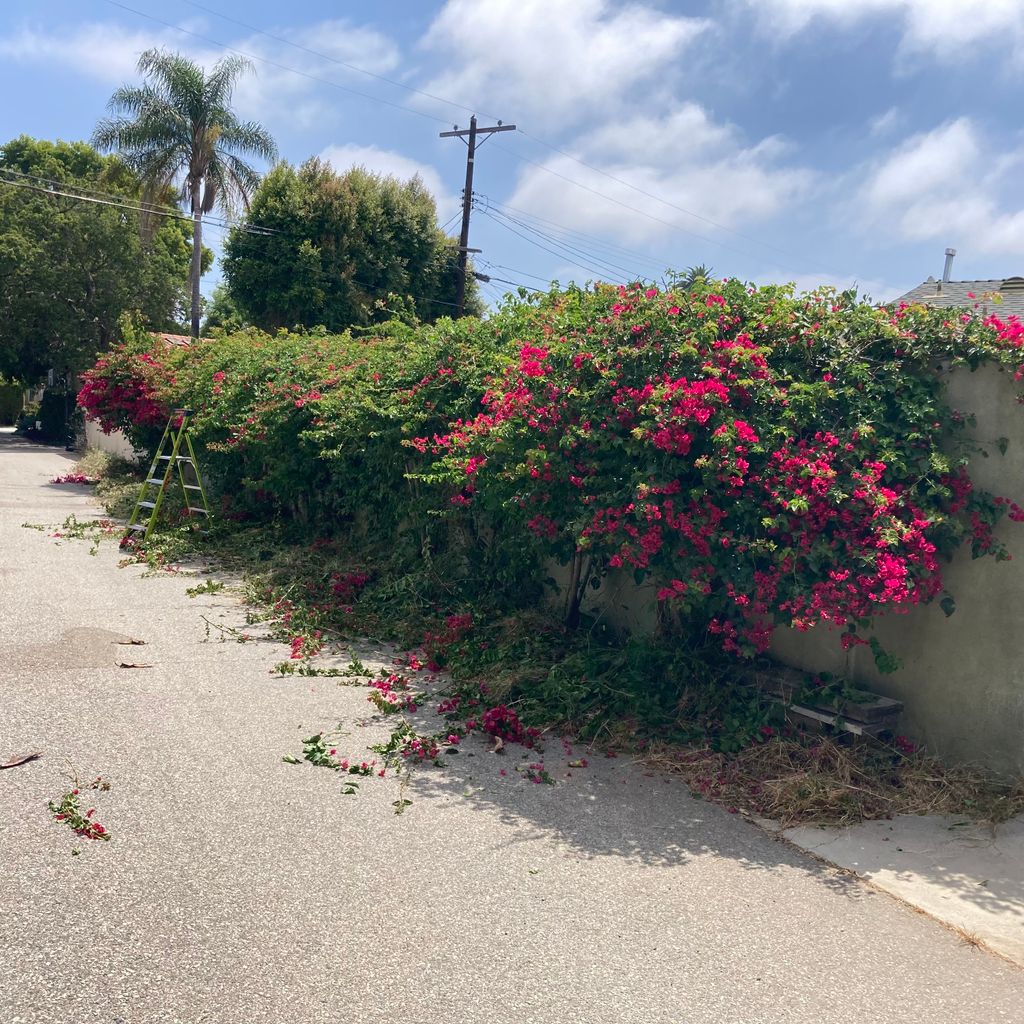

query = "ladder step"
[[138, 501, 157, 509], [145, 478, 166, 486], [157, 456, 194, 462], [125, 524, 146, 531], [187, 507, 210, 515], [183, 484, 203, 491]]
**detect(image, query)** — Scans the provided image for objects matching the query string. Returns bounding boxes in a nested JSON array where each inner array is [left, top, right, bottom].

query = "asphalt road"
[[1, 428, 1021, 1023]]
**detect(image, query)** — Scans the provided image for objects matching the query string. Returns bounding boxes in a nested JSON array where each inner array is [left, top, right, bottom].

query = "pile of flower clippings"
[[51, 473, 97, 485]]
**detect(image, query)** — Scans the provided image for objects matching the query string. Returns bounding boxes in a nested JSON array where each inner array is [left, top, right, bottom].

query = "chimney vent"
[[942, 247, 956, 283]]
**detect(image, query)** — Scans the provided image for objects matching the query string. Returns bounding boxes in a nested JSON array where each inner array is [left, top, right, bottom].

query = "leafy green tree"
[[0, 135, 197, 383], [93, 48, 277, 338], [222, 158, 480, 332], [202, 281, 248, 333]]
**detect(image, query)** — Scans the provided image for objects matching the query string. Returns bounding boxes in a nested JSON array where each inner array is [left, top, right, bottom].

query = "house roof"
[[150, 332, 211, 347], [897, 277, 1024, 319]]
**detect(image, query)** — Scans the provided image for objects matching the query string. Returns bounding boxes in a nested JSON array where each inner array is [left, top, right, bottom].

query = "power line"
[[478, 259, 554, 286], [474, 268, 535, 290], [0, 171, 278, 236], [175, 0, 501, 123], [97, 0, 454, 127], [514, 129, 807, 265], [488, 138, 760, 264], [474, 193, 675, 273], [476, 207, 628, 283], [165, 0, 825, 271], [93, 0, 818, 273], [480, 279, 517, 307], [0, 165, 181, 219], [0, 170, 270, 235], [438, 210, 462, 234], [478, 201, 647, 282], [480, 202, 644, 281]]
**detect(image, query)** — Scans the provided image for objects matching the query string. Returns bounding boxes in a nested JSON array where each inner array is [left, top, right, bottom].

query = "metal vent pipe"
[[942, 247, 957, 282]]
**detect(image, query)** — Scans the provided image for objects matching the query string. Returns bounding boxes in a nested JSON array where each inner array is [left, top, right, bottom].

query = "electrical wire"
[[475, 269, 534, 290], [0, 172, 280, 235], [1, 165, 180, 218], [97, 0, 454, 127], [479, 202, 643, 281], [438, 210, 462, 234], [95, 0, 860, 281], [477, 202, 650, 282], [175, 0, 501, 124], [164, 0, 835, 270], [475, 208, 625, 282], [477, 259, 554, 286], [514, 128, 807, 265], [474, 193, 674, 273], [487, 139, 758, 264]]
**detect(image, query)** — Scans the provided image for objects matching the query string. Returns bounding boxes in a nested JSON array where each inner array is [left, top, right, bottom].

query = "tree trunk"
[[190, 192, 203, 339]]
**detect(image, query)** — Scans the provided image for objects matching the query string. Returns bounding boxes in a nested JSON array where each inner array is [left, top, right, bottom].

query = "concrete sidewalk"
[[783, 813, 1024, 965], [1, 429, 1022, 1023]]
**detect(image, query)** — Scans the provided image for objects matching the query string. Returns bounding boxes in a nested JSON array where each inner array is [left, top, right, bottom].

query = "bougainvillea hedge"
[[78, 280, 1024, 659]]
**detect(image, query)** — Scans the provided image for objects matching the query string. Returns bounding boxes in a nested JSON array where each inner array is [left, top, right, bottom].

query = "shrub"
[[76, 281, 1024, 659]]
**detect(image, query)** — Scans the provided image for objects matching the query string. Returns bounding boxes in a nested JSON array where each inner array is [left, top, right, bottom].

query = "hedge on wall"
[[77, 281, 1024, 660]]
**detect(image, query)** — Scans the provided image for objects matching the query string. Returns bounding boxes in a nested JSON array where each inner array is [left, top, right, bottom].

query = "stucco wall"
[[84, 420, 140, 461], [772, 362, 1024, 776], [566, 362, 1024, 776]]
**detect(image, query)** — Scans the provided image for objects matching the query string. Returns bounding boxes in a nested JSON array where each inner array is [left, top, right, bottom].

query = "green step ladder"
[[123, 409, 211, 543]]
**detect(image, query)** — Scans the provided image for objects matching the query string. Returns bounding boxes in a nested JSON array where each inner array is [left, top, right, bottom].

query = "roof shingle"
[[897, 278, 1024, 319]]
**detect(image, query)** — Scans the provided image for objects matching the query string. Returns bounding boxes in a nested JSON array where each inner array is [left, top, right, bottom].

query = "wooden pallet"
[[742, 665, 903, 738]]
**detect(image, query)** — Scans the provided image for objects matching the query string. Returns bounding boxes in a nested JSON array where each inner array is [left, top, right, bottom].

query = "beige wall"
[[568, 363, 1024, 776], [773, 363, 1024, 776], [84, 420, 140, 461]]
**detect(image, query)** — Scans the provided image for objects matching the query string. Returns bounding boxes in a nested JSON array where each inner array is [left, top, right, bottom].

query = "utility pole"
[[440, 115, 515, 315]]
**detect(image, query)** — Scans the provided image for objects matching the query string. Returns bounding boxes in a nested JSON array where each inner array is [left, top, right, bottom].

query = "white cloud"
[[0, 23, 175, 83], [0, 18, 400, 129], [742, 0, 1024, 61], [504, 103, 813, 251], [862, 118, 979, 209], [753, 270, 907, 304], [418, 0, 710, 128], [869, 107, 903, 137], [856, 118, 1024, 255], [319, 144, 458, 221]]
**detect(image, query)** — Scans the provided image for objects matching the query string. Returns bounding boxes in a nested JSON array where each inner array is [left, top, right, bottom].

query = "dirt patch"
[[4, 627, 145, 671]]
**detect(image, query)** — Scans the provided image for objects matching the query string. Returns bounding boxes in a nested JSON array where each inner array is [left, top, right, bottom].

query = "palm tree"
[[94, 48, 277, 337], [678, 264, 714, 290]]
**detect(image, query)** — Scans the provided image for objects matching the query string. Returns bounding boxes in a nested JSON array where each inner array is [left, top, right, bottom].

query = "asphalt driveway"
[[1, 428, 1021, 1023]]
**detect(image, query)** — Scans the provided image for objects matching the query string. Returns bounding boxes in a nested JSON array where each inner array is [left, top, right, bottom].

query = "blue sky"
[[2, 0, 1024, 305]]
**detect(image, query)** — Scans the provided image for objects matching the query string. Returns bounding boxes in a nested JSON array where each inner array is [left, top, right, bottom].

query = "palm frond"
[[204, 55, 255, 107], [219, 119, 278, 163]]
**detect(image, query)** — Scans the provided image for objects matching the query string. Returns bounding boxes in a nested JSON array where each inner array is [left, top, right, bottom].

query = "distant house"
[[898, 260, 1024, 319], [150, 332, 208, 348]]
